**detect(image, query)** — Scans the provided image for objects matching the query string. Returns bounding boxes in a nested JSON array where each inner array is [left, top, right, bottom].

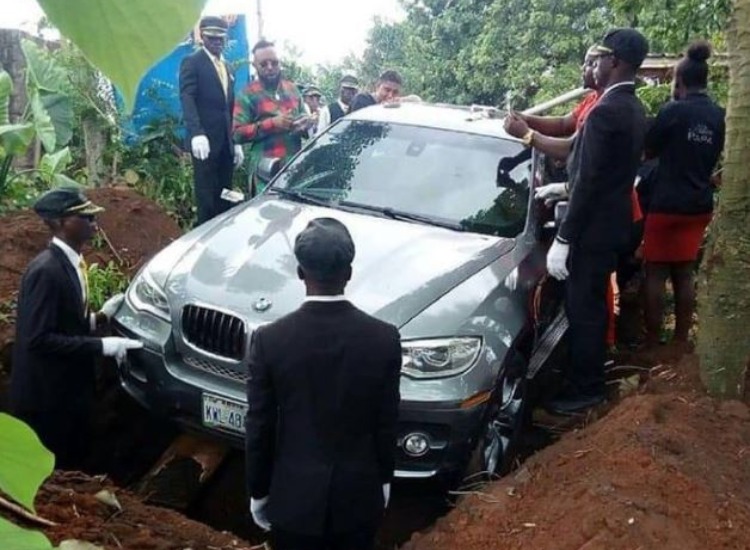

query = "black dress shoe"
[[545, 392, 605, 415]]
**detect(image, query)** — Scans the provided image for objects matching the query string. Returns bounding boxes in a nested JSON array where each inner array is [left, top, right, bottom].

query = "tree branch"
[[0, 493, 57, 527]]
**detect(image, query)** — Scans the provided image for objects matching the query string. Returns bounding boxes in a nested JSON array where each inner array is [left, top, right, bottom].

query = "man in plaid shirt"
[[233, 40, 312, 195]]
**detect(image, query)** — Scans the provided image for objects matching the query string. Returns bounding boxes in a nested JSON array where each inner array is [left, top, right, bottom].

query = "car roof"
[[346, 102, 522, 142]]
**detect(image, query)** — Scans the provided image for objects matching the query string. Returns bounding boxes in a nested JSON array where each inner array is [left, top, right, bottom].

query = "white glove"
[[547, 240, 570, 281], [101, 337, 143, 366], [233, 144, 244, 167], [534, 182, 568, 206], [250, 497, 271, 531], [191, 135, 210, 160], [383, 483, 391, 509], [99, 293, 125, 320]]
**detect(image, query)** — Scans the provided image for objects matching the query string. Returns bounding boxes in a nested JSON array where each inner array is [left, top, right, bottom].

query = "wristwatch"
[[521, 129, 535, 147]]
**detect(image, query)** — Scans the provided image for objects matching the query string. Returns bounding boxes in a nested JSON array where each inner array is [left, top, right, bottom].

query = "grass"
[[86, 261, 129, 312]]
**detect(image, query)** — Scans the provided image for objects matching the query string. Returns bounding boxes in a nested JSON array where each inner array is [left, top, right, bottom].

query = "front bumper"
[[115, 322, 488, 479]]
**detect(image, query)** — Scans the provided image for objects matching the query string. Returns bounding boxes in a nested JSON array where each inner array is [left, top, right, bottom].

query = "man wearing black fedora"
[[180, 16, 244, 226], [10, 187, 143, 469], [245, 217, 402, 549]]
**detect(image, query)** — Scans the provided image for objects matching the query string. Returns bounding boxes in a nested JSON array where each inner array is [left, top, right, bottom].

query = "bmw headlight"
[[127, 268, 170, 321], [401, 337, 482, 379]]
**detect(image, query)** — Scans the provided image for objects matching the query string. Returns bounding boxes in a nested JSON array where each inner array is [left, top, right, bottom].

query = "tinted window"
[[274, 120, 531, 237]]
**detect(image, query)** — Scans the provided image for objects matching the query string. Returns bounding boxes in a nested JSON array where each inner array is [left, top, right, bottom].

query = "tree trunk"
[[83, 117, 107, 186], [696, 0, 750, 398]]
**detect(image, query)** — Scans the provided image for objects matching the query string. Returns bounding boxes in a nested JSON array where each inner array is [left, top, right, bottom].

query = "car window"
[[274, 120, 531, 238]]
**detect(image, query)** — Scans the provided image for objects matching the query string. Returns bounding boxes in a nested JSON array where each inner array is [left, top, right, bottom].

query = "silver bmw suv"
[[113, 102, 566, 481]]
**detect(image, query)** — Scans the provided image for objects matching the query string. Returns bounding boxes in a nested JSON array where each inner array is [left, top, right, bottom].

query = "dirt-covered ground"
[[404, 354, 750, 550], [2, 187, 749, 550]]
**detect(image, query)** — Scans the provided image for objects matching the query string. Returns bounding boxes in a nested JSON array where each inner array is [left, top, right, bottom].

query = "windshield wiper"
[[271, 188, 331, 208], [339, 200, 464, 231]]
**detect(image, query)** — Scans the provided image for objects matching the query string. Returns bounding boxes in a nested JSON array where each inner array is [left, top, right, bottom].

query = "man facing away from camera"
[[245, 218, 402, 550]]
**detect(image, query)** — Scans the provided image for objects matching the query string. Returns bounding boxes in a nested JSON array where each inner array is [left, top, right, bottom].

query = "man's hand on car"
[[503, 111, 530, 140], [101, 337, 143, 366], [534, 182, 568, 207]]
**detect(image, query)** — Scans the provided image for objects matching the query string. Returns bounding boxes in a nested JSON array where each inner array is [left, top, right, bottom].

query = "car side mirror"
[[256, 157, 281, 184]]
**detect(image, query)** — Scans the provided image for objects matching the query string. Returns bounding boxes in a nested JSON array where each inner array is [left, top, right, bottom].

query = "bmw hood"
[[161, 196, 514, 328]]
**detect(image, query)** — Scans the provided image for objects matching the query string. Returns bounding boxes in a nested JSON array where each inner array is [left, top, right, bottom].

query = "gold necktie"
[[213, 57, 228, 96], [78, 257, 89, 310]]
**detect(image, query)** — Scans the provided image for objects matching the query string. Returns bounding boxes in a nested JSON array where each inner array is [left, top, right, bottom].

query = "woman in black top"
[[643, 41, 725, 351]]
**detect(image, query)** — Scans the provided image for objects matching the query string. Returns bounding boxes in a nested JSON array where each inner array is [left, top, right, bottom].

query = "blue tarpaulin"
[[122, 14, 250, 144]]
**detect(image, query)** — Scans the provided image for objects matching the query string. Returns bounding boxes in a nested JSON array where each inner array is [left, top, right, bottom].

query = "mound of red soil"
[[404, 355, 750, 550], [36, 471, 254, 550], [0, 186, 181, 348]]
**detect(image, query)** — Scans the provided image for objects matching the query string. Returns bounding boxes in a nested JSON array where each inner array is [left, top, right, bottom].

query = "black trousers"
[[565, 246, 618, 396], [14, 408, 90, 470], [192, 142, 234, 226], [272, 524, 378, 550]]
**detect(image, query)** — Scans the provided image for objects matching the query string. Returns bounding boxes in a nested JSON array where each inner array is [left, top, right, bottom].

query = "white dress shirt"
[[304, 294, 347, 302], [315, 100, 347, 135], [51, 237, 97, 329]]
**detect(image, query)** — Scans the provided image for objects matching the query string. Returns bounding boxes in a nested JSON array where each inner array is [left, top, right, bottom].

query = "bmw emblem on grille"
[[253, 297, 272, 312]]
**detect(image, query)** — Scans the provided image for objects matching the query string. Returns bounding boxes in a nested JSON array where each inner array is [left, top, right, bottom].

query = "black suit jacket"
[[10, 245, 102, 414], [560, 83, 646, 251], [179, 48, 235, 154], [245, 300, 402, 536]]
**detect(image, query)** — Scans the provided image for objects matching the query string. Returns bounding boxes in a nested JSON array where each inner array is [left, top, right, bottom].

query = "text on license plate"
[[202, 393, 247, 433]]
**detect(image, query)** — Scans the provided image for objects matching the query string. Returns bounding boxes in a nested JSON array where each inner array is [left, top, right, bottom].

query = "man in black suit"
[[542, 28, 649, 413], [10, 188, 143, 469], [179, 16, 243, 226], [245, 218, 402, 550]]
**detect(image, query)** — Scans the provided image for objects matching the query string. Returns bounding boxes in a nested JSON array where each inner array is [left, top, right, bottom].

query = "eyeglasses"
[[258, 60, 279, 68]]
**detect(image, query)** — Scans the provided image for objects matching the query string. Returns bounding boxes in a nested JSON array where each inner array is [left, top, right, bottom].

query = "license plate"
[[202, 393, 247, 434]]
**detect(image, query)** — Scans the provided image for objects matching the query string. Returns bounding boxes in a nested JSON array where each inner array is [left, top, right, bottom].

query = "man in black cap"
[[179, 16, 244, 226], [245, 217, 402, 550], [316, 75, 359, 134], [544, 28, 649, 413], [10, 187, 143, 468]]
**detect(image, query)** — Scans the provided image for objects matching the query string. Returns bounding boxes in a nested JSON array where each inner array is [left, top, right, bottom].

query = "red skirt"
[[643, 212, 712, 262]]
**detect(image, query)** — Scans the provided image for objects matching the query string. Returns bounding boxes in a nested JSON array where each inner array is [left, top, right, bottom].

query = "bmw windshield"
[[270, 120, 531, 238]]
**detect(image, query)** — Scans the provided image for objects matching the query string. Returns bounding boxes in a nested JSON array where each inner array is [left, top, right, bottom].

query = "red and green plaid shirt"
[[233, 78, 306, 175]]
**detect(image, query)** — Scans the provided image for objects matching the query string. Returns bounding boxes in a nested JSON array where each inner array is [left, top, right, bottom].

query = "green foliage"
[[0, 517, 54, 550], [37, 0, 207, 111], [348, 0, 730, 108], [22, 39, 75, 152], [0, 414, 56, 549], [119, 110, 196, 228], [86, 261, 129, 312], [0, 299, 15, 326], [0, 413, 55, 512], [638, 83, 671, 115]]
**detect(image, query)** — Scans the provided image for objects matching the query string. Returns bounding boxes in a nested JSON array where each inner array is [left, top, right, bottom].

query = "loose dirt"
[[0, 185, 181, 389], [2, 187, 749, 550], [403, 354, 750, 550], [36, 471, 256, 550]]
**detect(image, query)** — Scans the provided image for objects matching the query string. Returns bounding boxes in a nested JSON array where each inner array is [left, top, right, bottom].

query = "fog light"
[[403, 433, 430, 457]]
